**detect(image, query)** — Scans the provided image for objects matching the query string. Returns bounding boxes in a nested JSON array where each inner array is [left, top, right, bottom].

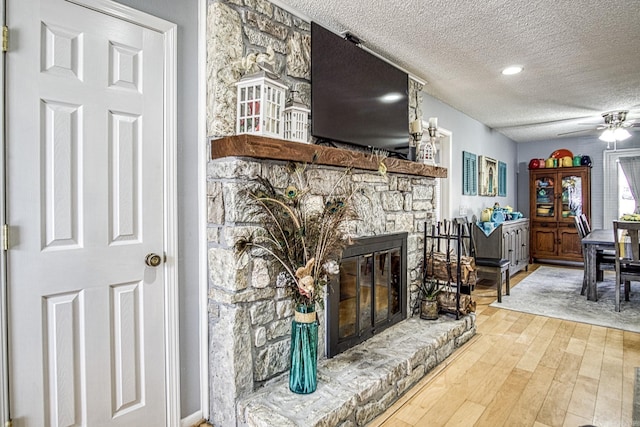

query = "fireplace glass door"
[[328, 233, 407, 357]]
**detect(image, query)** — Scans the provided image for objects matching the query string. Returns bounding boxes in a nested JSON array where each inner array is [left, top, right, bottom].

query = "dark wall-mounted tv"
[[311, 22, 410, 153]]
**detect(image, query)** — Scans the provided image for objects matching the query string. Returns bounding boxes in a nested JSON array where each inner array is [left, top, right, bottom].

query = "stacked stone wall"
[[207, 0, 311, 138], [206, 0, 430, 424]]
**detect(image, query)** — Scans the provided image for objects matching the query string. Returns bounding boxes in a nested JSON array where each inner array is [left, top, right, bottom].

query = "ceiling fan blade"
[[495, 115, 597, 130], [558, 110, 640, 137], [557, 128, 594, 136]]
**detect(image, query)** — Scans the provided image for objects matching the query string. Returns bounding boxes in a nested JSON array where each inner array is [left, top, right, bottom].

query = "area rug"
[[489, 266, 640, 333]]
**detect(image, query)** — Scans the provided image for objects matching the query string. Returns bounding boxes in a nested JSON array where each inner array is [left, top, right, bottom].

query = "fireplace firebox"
[[327, 233, 407, 357]]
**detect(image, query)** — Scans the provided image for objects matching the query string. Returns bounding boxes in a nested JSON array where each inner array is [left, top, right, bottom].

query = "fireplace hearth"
[[327, 233, 407, 357]]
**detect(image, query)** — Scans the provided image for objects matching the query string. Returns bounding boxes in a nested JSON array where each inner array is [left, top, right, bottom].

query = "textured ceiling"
[[274, 0, 640, 142]]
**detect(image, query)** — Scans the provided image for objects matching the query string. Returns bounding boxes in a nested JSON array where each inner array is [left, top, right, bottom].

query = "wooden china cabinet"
[[529, 166, 591, 263]]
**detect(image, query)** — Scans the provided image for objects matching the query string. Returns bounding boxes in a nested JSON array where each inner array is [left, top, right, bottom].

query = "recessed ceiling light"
[[502, 66, 523, 75]]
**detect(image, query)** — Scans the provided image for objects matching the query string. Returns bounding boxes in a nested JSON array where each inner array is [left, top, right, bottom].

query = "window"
[[603, 148, 640, 227], [618, 163, 635, 217]]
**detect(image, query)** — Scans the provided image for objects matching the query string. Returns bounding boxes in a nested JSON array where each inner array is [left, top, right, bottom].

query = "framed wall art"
[[478, 155, 498, 196]]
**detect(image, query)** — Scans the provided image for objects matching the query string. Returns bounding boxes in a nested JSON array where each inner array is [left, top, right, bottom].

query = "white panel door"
[[6, 0, 167, 425]]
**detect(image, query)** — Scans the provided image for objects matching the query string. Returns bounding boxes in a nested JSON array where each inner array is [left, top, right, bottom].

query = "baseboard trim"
[[180, 411, 205, 427]]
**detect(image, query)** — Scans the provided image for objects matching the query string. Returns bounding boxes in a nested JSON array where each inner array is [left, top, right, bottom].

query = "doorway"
[[434, 127, 452, 221], [2, 0, 178, 425]]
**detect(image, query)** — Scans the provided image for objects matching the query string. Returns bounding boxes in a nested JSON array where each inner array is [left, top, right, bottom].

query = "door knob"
[[145, 253, 163, 267]]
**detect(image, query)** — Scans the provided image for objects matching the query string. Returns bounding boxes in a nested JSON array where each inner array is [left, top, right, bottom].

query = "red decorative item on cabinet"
[[550, 148, 573, 159]]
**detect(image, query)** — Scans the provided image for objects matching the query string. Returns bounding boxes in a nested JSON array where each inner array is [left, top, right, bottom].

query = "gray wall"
[[516, 135, 640, 229], [422, 95, 519, 220], [113, 0, 200, 418], [423, 93, 640, 229]]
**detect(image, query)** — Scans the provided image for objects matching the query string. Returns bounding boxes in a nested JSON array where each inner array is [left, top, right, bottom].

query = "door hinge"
[[5, 419, 13, 427], [2, 225, 9, 251], [2, 26, 8, 52]]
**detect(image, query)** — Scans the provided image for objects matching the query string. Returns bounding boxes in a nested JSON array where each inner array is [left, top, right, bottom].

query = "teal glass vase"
[[289, 304, 318, 394]]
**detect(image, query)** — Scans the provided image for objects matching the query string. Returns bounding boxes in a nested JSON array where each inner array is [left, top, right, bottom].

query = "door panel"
[[42, 100, 82, 249], [109, 111, 141, 244], [43, 291, 83, 427], [532, 228, 556, 257], [559, 228, 582, 258], [111, 282, 143, 415], [7, 0, 167, 425]]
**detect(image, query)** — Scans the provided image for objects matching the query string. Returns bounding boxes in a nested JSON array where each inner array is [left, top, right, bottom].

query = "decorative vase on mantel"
[[289, 303, 318, 394]]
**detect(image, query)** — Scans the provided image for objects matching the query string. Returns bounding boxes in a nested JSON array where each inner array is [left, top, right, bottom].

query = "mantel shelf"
[[210, 135, 448, 179]]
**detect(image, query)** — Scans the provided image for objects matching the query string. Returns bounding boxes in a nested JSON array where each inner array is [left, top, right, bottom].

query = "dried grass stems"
[[235, 162, 358, 308]]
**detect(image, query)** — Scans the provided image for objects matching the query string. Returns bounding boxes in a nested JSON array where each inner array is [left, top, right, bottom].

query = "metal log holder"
[[422, 220, 472, 319]]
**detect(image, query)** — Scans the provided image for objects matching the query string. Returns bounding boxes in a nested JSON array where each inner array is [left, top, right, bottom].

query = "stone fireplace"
[[205, 1, 457, 425], [207, 143, 442, 425]]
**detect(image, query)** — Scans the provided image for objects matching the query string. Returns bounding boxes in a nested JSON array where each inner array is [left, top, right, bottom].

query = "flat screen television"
[[311, 22, 410, 153]]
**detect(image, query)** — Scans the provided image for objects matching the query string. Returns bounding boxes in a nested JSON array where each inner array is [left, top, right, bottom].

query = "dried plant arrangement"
[[235, 162, 358, 308]]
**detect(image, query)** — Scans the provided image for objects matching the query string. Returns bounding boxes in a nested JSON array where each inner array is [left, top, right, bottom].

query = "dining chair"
[[612, 220, 640, 312], [580, 213, 591, 234], [575, 216, 589, 294], [578, 214, 615, 283], [574, 215, 585, 238]]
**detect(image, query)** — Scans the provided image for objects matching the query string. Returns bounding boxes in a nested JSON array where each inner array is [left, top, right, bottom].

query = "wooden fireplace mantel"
[[211, 135, 448, 179]]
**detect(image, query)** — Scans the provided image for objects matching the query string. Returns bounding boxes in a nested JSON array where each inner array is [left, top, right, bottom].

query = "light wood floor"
[[370, 264, 640, 427]]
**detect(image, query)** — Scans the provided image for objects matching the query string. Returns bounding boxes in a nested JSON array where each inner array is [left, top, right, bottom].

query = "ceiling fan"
[[558, 110, 640, 146], [558, 110, 640, 135]]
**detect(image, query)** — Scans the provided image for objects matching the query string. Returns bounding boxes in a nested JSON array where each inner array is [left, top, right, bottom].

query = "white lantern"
[[283, 91, 310, 143], [418, 138, 437, 165], [236, 71, 287, 138]]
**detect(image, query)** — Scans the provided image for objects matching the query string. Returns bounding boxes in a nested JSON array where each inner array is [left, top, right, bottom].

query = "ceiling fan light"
[[599, 128, 616, 143], [613, 127, 632, 141]]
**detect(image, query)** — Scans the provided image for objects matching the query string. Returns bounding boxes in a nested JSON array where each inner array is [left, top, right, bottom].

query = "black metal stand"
[[422, 220, 472, 319]]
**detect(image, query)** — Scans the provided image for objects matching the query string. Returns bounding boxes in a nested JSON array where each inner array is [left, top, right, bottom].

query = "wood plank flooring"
[[370, 264, 640, 427]]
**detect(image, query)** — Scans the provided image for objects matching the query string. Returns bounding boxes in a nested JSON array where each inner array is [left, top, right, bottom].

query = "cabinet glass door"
[[560, 174, 583, 220], [534, 174, 556, 219]]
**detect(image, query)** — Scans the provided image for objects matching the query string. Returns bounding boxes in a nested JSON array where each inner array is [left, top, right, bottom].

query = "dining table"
[[581, 228, 615, 301]]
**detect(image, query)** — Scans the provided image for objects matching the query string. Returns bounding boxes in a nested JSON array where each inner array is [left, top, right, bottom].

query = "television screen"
[[311, 22, 409, 153]]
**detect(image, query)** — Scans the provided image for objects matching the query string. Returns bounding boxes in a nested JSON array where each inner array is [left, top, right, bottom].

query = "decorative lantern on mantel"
[[418, 138, 437, 165], [283, 91, 310, 143], [418, 117, 438, 166], [236, 70, 287, 138]]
